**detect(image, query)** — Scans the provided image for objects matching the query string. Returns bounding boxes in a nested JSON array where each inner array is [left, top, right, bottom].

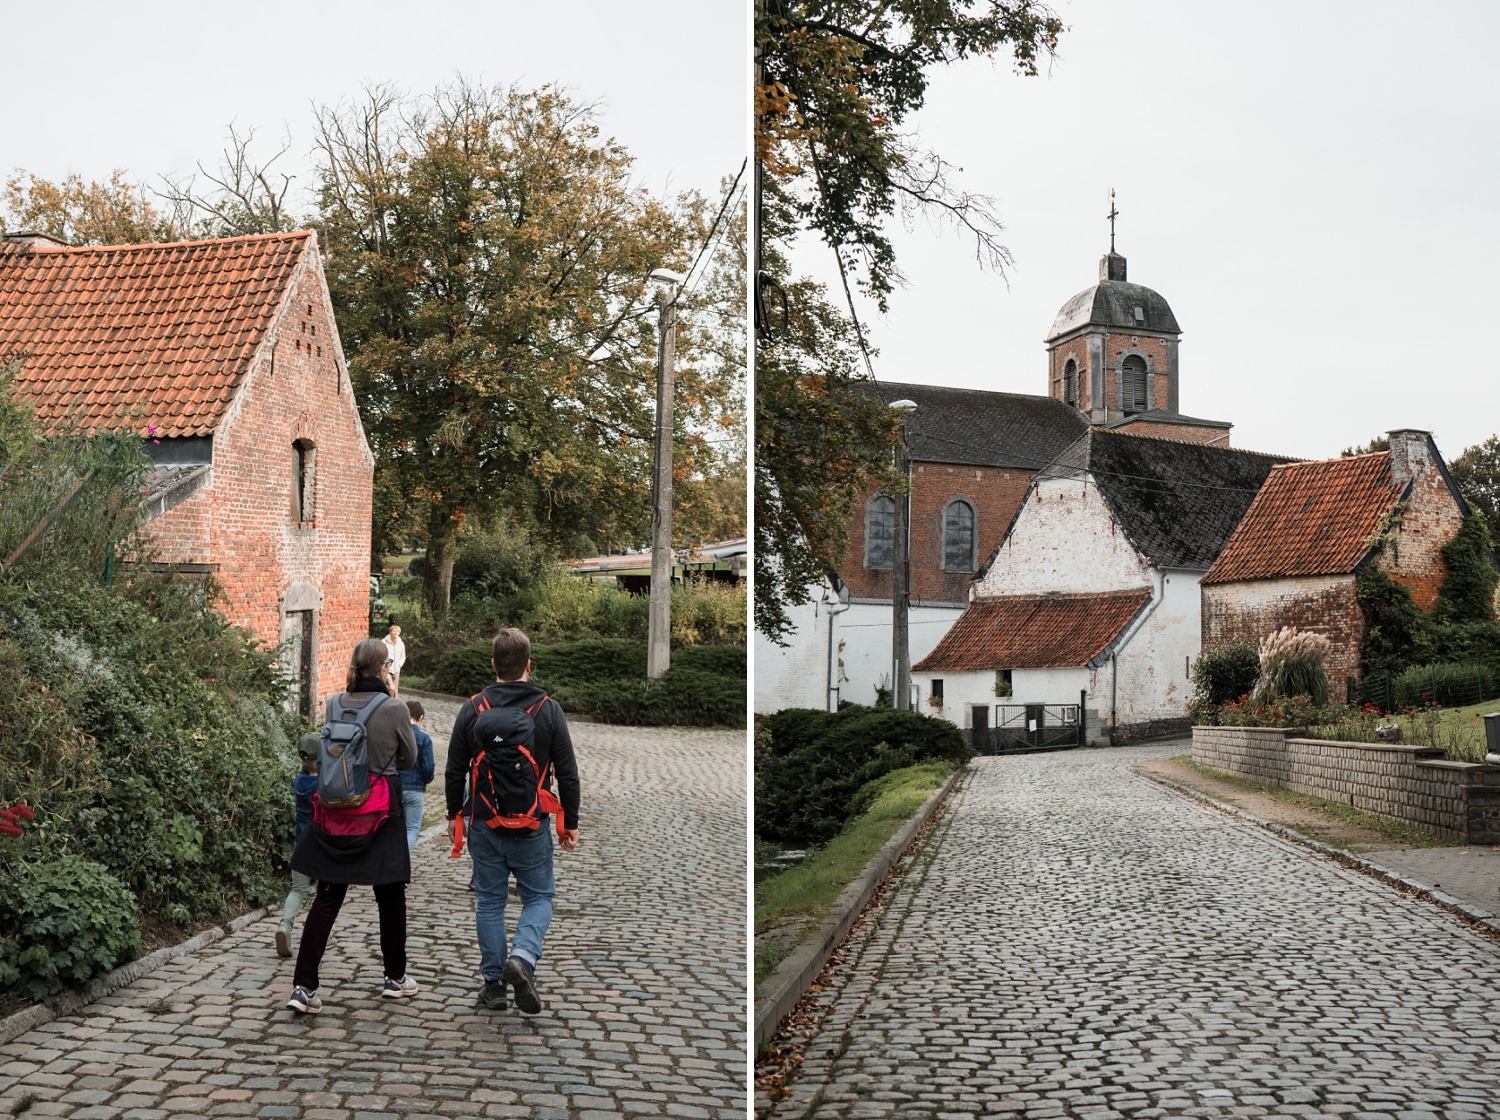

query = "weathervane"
[[1107, 189, 1118, 253]]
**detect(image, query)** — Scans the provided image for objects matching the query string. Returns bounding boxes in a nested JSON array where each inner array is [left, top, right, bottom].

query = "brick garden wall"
[[1201, 575, 1365, 694], [1192, 725, 1500, 842]]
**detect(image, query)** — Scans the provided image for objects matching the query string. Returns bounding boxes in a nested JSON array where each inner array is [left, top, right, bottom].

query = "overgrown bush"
[[0, 855, 141, 1002], [1188, 640, 1260, 720], [756, 706, 971, 848], [574, 667, 743, 727], [1253, 626, 1332, 706]]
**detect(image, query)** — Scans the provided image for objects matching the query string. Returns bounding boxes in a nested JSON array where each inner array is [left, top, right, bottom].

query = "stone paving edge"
[[0, 906, 271, 1047], [1133, 765, 1500, 939], [752, 765, 964, 1055]]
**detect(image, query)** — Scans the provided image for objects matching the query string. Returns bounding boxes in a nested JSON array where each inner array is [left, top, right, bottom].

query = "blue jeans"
[[467, 822, 555, 981], [403, 788, 425, 854]]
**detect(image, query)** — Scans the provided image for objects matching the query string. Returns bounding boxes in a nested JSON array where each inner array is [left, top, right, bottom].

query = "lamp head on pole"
[[649, 268, 687, 285]]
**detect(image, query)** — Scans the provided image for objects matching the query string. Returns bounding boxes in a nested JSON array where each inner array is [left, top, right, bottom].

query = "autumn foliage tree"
[[754, 0, 1065, 639], [313, 81, 719, 617]]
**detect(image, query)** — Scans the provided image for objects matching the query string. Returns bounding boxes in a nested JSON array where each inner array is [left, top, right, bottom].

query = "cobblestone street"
[[761, 741, 1500, 1119], [0, 701, 746, 1119]]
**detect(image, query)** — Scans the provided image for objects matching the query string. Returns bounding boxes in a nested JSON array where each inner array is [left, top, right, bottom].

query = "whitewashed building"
[[913, 430, 1288, 745]]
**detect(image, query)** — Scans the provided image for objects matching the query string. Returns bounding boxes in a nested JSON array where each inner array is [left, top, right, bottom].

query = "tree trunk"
[[423, 522, 456, 620]]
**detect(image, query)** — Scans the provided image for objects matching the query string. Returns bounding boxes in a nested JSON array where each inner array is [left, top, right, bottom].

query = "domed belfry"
[[1045, 197, 1231, 445]]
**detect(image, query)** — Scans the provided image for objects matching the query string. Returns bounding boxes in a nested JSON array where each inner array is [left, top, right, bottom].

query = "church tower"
[[1044, 198, 1230, 445]]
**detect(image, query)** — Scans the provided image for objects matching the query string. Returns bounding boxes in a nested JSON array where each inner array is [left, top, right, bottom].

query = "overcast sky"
[[796, 0, 1500, 463], [1, 0, 746, 218]]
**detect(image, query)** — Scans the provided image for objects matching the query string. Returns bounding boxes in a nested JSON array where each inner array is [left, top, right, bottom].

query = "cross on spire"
[[1107, 189, 1118, 253]]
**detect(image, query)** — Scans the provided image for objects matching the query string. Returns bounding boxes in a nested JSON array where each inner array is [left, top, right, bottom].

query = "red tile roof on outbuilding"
[[0, 232, 310, 437], [1201, 452, 1401, 585], [913, 589, 1152, 672]]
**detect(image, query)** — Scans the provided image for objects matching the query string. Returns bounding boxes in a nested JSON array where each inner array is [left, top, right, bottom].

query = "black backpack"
[[465, 690, 562, 833], [316, 693, 386, 810]]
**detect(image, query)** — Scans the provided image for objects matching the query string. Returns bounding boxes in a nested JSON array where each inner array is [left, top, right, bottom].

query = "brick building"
[[1200, 430, 1468, 693], [0, 230, 374, 718], [755, 243, 1237, 714]]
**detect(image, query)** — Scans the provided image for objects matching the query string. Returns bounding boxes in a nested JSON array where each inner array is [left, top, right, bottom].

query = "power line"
[[681, 160, 747, 297]]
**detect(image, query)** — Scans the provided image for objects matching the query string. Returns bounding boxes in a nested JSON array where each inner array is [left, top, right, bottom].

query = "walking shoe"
[[502, 956, 542, 1014], [381, 974, 418, 998], [274, 929, 291, 958], [477, 978, 508, 1010], [286, 985, 322, 1014]]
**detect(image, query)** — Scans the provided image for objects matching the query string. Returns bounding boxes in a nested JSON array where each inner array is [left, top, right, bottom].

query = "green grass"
[[753, 761, 953, 984], [1177, 758, 1464, 850]]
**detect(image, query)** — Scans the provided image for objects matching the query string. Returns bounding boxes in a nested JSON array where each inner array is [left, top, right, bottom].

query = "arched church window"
[[943, 499, 976, 572], [1122, 355, 1148, 414], [1062, 359, 1078, 408], [865, 495, 895, 569]]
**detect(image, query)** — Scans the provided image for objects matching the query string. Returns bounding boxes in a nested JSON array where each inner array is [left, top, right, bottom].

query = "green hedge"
[[755, 706, 971, 848], [431, 637, 744, 728]]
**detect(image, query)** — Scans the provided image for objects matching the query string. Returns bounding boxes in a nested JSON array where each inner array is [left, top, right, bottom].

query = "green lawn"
[[754, 761, 954, 984], [1314, 699, 1498, 762]]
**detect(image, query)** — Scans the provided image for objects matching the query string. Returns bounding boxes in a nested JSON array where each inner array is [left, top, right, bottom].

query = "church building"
[[754, 232, 1233, 715]]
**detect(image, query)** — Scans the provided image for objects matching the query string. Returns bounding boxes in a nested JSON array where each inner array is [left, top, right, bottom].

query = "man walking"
[[446, 627, 580, 1013]]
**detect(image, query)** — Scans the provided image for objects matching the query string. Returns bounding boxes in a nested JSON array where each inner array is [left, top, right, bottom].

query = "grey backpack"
[[316, 693, 386, 810]]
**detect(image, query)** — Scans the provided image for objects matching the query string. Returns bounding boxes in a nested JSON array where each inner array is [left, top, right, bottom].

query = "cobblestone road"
[[762, 741, 1500, 1119], [0, 699, 747, 1119]]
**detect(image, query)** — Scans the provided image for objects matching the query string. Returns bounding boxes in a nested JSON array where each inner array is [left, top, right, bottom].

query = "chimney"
[[3, 231, 69, 252], [1099, 251, 1127, 282], [1387, 429, 1433, 490]]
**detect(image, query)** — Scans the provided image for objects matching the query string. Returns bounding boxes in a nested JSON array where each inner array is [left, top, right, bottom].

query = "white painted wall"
[[753, 584, 963, 713], [976, 475, 1152, 596]]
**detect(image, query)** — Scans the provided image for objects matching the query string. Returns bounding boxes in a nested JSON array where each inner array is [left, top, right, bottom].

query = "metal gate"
[[973, 702, 1083, 754]]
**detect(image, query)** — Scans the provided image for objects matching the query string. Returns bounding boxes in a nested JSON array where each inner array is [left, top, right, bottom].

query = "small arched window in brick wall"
[[1121, 354, 1149, 414], [943, 499, 976, 572], [865, 495, 895, 568], [293, 439, 316, 523], [1062, 358, 1078, 408]]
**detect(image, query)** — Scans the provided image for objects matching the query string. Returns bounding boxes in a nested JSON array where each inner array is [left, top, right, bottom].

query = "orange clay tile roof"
[[913, 589, 1151, 672], [0, 232, 311, 437], [1201, 452, 1400, 585]]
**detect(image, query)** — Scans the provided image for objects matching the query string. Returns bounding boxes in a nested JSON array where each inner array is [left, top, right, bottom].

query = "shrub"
[[756, 706, 970, 848], [449, 514, 558, 602], [0, 855, 140, 1002], [1188, 641, 1260, 720], [1198, 694, 1328, 728], [1358, 565, 1433, 676], [1253, 626, 1332, 706], [575, 667, 744, 727]]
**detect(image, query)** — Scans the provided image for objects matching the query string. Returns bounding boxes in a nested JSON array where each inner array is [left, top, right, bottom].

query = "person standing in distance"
[[382, 623, 406, 696], [445, 627, 580, 1013]]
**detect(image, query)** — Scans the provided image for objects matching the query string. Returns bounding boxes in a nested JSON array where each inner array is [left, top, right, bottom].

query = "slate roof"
[[913, 589, 1152, 671], [853, 380, 1090, 471], [1047, 279, 1179, 340], [1038, 430, 1293, 571], [0, 232, 311, 437], [1202, 452, 1401, 585]]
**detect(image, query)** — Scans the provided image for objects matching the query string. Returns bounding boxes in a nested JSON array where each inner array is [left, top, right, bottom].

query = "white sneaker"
[[381, 974, 418, 998]]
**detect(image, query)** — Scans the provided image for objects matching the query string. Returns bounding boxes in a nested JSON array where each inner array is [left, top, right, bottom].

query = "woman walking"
[[286, 638, 418, 1014]]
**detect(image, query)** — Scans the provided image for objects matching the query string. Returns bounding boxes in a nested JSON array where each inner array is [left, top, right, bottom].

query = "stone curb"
[[0, 906, 272, 1047], [752, 766, 964, 1055], [1133, 767, 1500, 938]]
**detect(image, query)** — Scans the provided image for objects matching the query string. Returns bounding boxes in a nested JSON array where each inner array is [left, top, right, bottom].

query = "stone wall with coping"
[[1192, 725, 1500, 843]]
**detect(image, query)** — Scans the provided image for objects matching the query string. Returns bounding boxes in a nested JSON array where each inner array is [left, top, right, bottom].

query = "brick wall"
[[1384, 434, 1465, 610], [841, 460, 1034, 605], [1201, 575, 1365, 694], [1192, 725, 1500, 842], [1108, 419, 1226, 446], [146, 241, 373, 706]]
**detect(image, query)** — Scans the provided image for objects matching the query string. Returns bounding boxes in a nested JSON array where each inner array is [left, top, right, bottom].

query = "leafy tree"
[[1450, 435, 1500, 548], [312, 80, 717, 616], [1, 170, 181, 246], [1340, 435, 1389, 457], [754, 0, 1064, 638]]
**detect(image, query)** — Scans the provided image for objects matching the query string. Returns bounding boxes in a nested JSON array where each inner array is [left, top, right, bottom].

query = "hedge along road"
[[758, 740, 1500, 1119], [0, 695, 747, 1119]]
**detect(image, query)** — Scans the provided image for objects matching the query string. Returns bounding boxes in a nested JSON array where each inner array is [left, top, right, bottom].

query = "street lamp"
[[646, 268, 686, 680], [890, 399, 917, 711]]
